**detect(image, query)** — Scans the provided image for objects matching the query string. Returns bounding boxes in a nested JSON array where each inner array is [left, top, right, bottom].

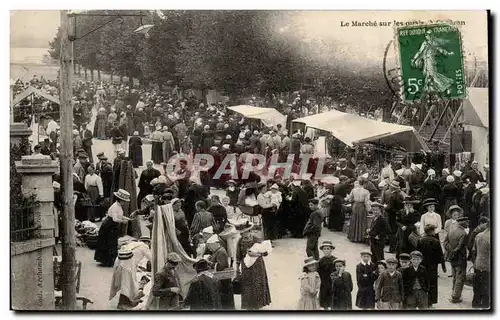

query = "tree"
[[48, 27, 62, 60]]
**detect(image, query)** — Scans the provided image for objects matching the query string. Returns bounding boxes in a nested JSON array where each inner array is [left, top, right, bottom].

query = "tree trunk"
[[90, 69, 94, 81], [120, 76, 124, 83], [110, 71, 114, 83], [77, 65, 81, 76], [84, 67, 88, 80], [73, 62, 77, 75], [128, 70, 134, 87], [97, 69, 101, 81]]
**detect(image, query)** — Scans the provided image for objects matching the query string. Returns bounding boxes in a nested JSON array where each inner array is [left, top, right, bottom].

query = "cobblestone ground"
[[70, 110, 474, 310]]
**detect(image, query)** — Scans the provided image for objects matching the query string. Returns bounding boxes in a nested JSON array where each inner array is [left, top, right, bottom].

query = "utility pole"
[[59, 10, 77, 310]]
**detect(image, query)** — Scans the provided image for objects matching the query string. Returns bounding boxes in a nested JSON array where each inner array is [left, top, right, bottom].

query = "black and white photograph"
[[9, 9, 490, 311]]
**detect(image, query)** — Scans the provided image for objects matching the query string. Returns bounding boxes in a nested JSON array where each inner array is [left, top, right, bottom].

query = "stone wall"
[[11, 238, 55, 310]]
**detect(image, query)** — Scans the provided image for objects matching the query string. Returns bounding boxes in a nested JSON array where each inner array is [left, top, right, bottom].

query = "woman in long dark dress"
[[331, 259, 353, 310], [172, 198, 194, 257], [150, 126, 164, 164], [94, 108, 107, 140], [137, 160, 161, 205], [94, 190, 132, 267], [328, 192, 345, 231], [395, 199, 421, 259], [128, 131, 143, 168]]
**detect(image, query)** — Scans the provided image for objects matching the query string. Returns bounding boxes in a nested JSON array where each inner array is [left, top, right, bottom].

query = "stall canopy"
[[462, 87, 488, 128], [228, 105, 287, 128], [293, 109, 430, 153], [12, 86, 60, 106]]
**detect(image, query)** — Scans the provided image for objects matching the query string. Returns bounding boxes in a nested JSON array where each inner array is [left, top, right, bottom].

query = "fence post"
[[15, 155, 59, 239]]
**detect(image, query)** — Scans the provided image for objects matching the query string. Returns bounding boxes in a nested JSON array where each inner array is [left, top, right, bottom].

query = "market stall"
[[227, 105, 287, 129], [292, 109, 430, 153], [461, 87, 489, 170]]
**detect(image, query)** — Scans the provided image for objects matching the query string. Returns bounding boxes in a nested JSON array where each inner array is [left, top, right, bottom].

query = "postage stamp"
[[396, 24, 466, 102]]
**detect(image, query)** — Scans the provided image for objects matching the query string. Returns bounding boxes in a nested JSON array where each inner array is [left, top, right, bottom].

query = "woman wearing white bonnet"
[[442, 175, 459, 219]]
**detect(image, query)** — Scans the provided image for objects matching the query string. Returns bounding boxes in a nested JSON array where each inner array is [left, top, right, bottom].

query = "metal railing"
[[10, 205, 40, 242]]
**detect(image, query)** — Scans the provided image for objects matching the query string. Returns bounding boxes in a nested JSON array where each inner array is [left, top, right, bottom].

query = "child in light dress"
[[266, 184, 282, 210], [298, 257, 321, 310]]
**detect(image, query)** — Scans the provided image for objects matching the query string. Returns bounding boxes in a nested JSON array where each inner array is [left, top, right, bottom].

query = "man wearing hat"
[[318, 240, 337, 309], [398, 253, 411, 270], [395, 197, 421, 259], [375, 257, 403, 310], [402, 251, 429, 309], [152, 252, 183, 310], [73, 152, 89, 183], [184, 259, 222, 310], [367, 202, 391, 264], [355, 251, 377, 310], [385, 180, 405, 253], [415, 224, 443, 307], [335, 158, 355, 181], [95, 152, 105, 174], [137, 160, 161, 205], [206, 234, 235, 309], [303, 199, 323, 260], [445, 216, 469, 303]]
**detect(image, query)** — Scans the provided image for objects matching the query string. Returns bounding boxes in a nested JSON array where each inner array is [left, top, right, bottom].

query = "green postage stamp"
[[396, 24, 466, 102]]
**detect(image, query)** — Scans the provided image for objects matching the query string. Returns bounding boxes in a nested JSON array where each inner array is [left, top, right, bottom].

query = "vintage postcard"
[[10, 10, 489, 311]]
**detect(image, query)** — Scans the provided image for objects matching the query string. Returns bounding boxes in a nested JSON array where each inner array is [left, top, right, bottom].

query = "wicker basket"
[[212, 268, 235, 280]]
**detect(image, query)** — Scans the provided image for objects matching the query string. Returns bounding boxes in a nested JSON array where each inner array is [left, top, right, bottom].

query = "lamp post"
[[58, 10, 152, 310]]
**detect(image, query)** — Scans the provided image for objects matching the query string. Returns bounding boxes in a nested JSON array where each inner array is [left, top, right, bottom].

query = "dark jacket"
[[184, 273, 221, 310], [375, 270, 404, 303], [446, 225, 468, 266], [402, 265, 429, 295], [152, 267, 182, 309], [303, 209, 322, 236], [368, 215, 391, 241]]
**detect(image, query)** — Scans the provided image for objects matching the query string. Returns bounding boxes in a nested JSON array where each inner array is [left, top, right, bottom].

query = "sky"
[[9, 10, 488, 68], [271, 10, 488, 69], [10, 10, 60, 48]]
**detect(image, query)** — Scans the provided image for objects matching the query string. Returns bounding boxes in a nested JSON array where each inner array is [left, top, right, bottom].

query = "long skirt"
[[163, 141, 173, 163], [241, 256, 271, 310], [97, 119, 106, 140], [151, 142, 163, 164], [129, 145, 143, 168], [328, 197, 345, 231], [347, 202, 368, 243], [94, 217, 120, 267], [87, 185, 100, 221], [219, 279, 235, 310]]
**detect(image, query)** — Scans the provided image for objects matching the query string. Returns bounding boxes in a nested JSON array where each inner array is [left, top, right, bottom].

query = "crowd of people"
[[36, 79, 491, 311]]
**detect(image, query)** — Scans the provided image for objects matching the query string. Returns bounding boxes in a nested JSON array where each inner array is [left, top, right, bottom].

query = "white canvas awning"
[[228, 105, 287, 128], [12, 86, 60, 106], [462, 87, 488, 128], [293, 109, 429, 153]]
